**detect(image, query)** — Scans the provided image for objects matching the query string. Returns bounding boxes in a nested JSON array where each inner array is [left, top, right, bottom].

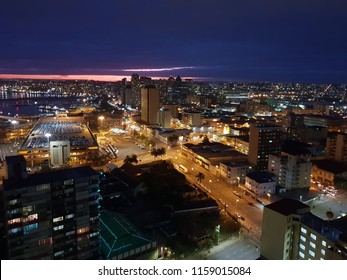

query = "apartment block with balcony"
[[219, 161, 252, 185], [261, 199, 347, 260], [268, 153, 312, 191], [326, 132, 347, 163], [245, 171, 276, 197], [2, 155, 100, 260]]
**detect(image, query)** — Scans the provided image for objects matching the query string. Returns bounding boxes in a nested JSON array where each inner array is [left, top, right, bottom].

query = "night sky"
[[1, 0, 346, 83]]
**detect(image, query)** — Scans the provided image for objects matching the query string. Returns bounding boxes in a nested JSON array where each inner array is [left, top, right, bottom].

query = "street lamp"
[[98, 116, 104, 130], [11, 120, 18, 145], [267, 193, 271, 203], [34, 101, 38, 115], [236, 199, 239, 211], [236, 176, 240, 193]]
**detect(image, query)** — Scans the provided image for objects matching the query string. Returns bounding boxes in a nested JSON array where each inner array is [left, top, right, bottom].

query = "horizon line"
[[0, 74, 209, 82]]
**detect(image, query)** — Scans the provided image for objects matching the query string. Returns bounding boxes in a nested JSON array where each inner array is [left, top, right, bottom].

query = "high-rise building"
[[159, 108, 171, 128], [248, 123, 283, 170], [141, 86, 160, 125], [2, 155, 100, 259], [261, 199, 347, 260], [326, 132, 347, 163], [130, 73, 141, 108]]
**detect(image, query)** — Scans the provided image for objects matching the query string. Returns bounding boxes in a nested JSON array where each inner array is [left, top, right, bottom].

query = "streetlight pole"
[[236, 176, 240, 194], [11, 120, 18, 145], [98, 116, 104, 132], [34, 101, 38, 115]]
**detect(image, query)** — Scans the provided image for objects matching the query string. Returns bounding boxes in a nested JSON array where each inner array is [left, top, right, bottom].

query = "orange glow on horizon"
[[0, 74, 199, 82], [0, 74, 130, 82]]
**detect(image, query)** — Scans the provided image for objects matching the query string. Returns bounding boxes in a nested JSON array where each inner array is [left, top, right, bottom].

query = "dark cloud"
[[0, 0, 346, 82]]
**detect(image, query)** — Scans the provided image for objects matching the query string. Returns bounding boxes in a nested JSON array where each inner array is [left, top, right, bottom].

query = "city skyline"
[[1, 1, 347, 84]]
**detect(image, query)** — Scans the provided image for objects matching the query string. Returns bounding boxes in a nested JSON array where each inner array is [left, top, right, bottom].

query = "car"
[[248, 202, 255, 206]]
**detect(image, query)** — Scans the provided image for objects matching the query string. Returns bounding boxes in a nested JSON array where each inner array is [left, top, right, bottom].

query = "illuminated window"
[[299, 243, 305, 250], [310, 233, 316, 240], [23, 223, 38, 234], [8, 199, 19, 205], [310, 242, 316, 249], [321, 249, 325, 255], [301, 227, 307, 234], [309, 250, 315, 257], [8, 218, 21, 224], [22, 205, 33, 212], [299, 251, 305, 258], [37, 184, 49, 191], [10, 227, 22, 234], [322, 240, 326, 247], [54, 250, 64, 257], [89, 232, 98, 237], [64, 179, 74, 185], [300, 236, 306, 242], [23, 214, 38, 223], [53, 225, 64, 231], [53, 216, 64, 223], [65, 214, 74, 219], [77, 226, 89, 234]]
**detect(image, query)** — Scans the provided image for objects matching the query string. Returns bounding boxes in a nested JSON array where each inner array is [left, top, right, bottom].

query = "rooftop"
[[100, 211, 155, 259], [282, 140, 312, 155], [246, 171, 276, 184], [265, 198, 310, 216], [185, 142, 246, 160], [312, 159, 347, 174], [19, 116, 98, 151], [5, 155, 26, 164], [3, 166, 99, 191]]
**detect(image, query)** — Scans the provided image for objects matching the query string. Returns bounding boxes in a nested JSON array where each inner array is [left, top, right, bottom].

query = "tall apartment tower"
[[2, 155, 100, 260], [248, 123, 283, 170], [141, 85, 160, 125], [261, 199, 347, 260], [326, 132, 347, 163]]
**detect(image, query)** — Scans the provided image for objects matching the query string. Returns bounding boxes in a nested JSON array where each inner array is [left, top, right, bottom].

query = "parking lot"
[[20, 116, 98, 150]]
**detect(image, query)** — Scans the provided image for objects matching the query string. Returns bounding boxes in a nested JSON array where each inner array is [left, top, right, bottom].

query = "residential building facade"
[[261, 199, 347, 260], [2, 155, 100, 259]]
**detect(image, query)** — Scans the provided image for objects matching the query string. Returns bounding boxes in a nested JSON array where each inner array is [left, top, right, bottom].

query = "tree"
[[167, 134, 179, 146], [196, 172, 205, 184], [150, 147, 166, 157], [202, 135, 210, 144], [123, 154, 138, 164]]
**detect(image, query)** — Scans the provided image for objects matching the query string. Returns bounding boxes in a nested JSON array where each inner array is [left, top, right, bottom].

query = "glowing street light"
[[267, 193, 271, 203], [10, 120, 18, 145], [98, 116, 105, 129]]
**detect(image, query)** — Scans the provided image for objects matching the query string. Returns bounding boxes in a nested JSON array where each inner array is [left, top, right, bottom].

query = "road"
[[164, 146, 264, 244], [104, 136, 263, 244], [185, 235, 260, 260]]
